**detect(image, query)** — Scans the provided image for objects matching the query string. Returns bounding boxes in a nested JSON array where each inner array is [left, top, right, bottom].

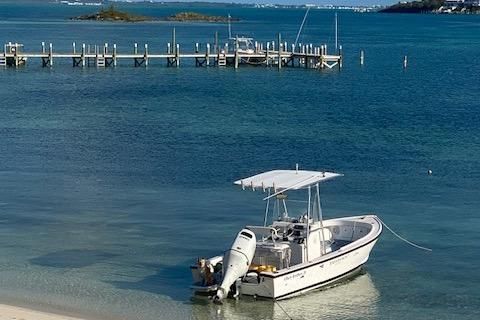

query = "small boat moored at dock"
[[190, 168, 382, 301]]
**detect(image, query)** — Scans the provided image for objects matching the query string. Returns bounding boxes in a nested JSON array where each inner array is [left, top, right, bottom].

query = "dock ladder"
[[96, 56, 105, 68], [0, 55, 6, 67], [217, 53, 227, 66]]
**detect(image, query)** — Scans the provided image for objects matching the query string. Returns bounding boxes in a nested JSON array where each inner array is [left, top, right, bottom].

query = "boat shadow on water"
[[189, 271, 380, 320], [105, 261, 194, 302], [30, 249, 118, 268]]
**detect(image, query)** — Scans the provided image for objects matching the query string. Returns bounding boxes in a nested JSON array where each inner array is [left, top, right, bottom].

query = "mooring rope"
[[379, 218, 432, 252], [274, 299, 294, 320]]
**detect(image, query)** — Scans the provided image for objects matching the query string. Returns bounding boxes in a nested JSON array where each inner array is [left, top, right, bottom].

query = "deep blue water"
[[0, 2, 479, 320]]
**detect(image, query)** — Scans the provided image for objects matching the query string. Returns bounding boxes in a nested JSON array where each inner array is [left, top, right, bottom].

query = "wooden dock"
[[1, 32, 342, 70]]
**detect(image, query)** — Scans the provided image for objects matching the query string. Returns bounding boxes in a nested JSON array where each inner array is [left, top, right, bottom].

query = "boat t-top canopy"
[[234, 170, 342, 195]]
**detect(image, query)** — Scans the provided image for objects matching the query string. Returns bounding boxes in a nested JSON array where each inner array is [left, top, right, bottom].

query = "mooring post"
[[266, 41, 270, 66], [144, 43, 148, 67], [403, 55, 408, 68], [134, 43, 138, 55], [167, 43, 171, 54], [113, 43, 117, 67], [214, 31, 218, 55], [360, 50, 364, 66], [234, 38, 239, 69], [225, 43, 228, 53], [176, 44, 180, 67], [104, 43, 108, 55], [195, 43, 199, 53], [2, 43, 6, 68], [339, 45, 343, 69], [41, 42, 45, 54], [48, 43, 53, 67], [72, 42, 76, 67], [81, 43, 85, 67], [206, 43, 210, 66], [278, 33, 282, 70]]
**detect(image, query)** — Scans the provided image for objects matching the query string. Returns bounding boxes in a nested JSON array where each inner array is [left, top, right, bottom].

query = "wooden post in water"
[[172, 28, 176, 51], [48, 43, 53, 67], [214, 31, 218, 55], [41, 42, 45, 54], [234, 38, 239, 69], [176, 44, 180, 67], [73, 42, 76, 54], [277, 33, 282, 70], [206, 43, 210, 66], [360, 50, 364, 66], [265, 42, 269, 66], [144, 43, 149, 67], [81, 43, 86, 67], [339, 45, 343, 69], [134, 43, 138, 55], [403, 55, 408, 69], [113, 44, 117, 67]]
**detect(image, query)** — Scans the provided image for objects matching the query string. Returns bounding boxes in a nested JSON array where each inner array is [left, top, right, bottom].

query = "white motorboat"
[[191, 168, 382, 302]]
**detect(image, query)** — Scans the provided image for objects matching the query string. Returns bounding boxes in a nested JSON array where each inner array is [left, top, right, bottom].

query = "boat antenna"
[[294, 7, 310, 48], [335, 12, 338, 51], [228, 13, 232, 39]]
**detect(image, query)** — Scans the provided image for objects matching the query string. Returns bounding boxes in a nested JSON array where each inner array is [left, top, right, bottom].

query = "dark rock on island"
[[165, 12, 239, 23], [71, 5, 154, 22]]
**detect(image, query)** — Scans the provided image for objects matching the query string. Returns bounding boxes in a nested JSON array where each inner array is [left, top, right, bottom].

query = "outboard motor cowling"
[[213, 228, 256, 302]]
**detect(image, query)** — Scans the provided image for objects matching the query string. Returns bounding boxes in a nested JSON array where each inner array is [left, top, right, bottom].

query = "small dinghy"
[[190, 168, 382, 301]]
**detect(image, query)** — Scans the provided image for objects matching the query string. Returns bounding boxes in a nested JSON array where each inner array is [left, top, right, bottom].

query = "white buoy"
[[428, 170, 432, 175]]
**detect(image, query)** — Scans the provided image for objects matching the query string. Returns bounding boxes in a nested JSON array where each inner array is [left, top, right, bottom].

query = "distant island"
[[380, 0, 480, 13], [165, 12, 239, 23], [71, 6, 238, 23], [71, 5, 154, 22]]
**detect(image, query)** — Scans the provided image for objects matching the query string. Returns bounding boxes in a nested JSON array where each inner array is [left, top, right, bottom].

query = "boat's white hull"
[[240, 236, 378, 299], [240, 215, 382, 299]]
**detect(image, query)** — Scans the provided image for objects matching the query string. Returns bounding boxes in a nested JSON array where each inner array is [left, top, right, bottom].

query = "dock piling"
[[206, 43, 210, 66], [234, 39, 239, 69], [360, 50, 364, 66], [403, 55, 408, 68], [278, 33, 282, 70], [176, 44, 180, 67], [144, 44, 149, 67], [48, 43, 53, 67], [113, 44, 117, 67]]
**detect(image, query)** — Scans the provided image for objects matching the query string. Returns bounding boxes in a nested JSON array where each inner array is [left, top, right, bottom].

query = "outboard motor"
[[213, 228, 256, 303]]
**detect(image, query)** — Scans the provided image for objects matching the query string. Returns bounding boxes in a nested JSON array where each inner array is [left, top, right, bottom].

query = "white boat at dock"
[[190, 168, 382, 301]]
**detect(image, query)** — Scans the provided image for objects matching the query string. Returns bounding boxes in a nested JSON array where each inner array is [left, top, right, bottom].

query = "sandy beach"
[[0, 304, 88, 320]]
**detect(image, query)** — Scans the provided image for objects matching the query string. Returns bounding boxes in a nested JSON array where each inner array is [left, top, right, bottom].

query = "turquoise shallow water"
[[0, 2, 479, 320]]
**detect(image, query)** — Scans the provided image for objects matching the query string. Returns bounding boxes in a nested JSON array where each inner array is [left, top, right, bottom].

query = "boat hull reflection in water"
[[191, 272, 379, 320]]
